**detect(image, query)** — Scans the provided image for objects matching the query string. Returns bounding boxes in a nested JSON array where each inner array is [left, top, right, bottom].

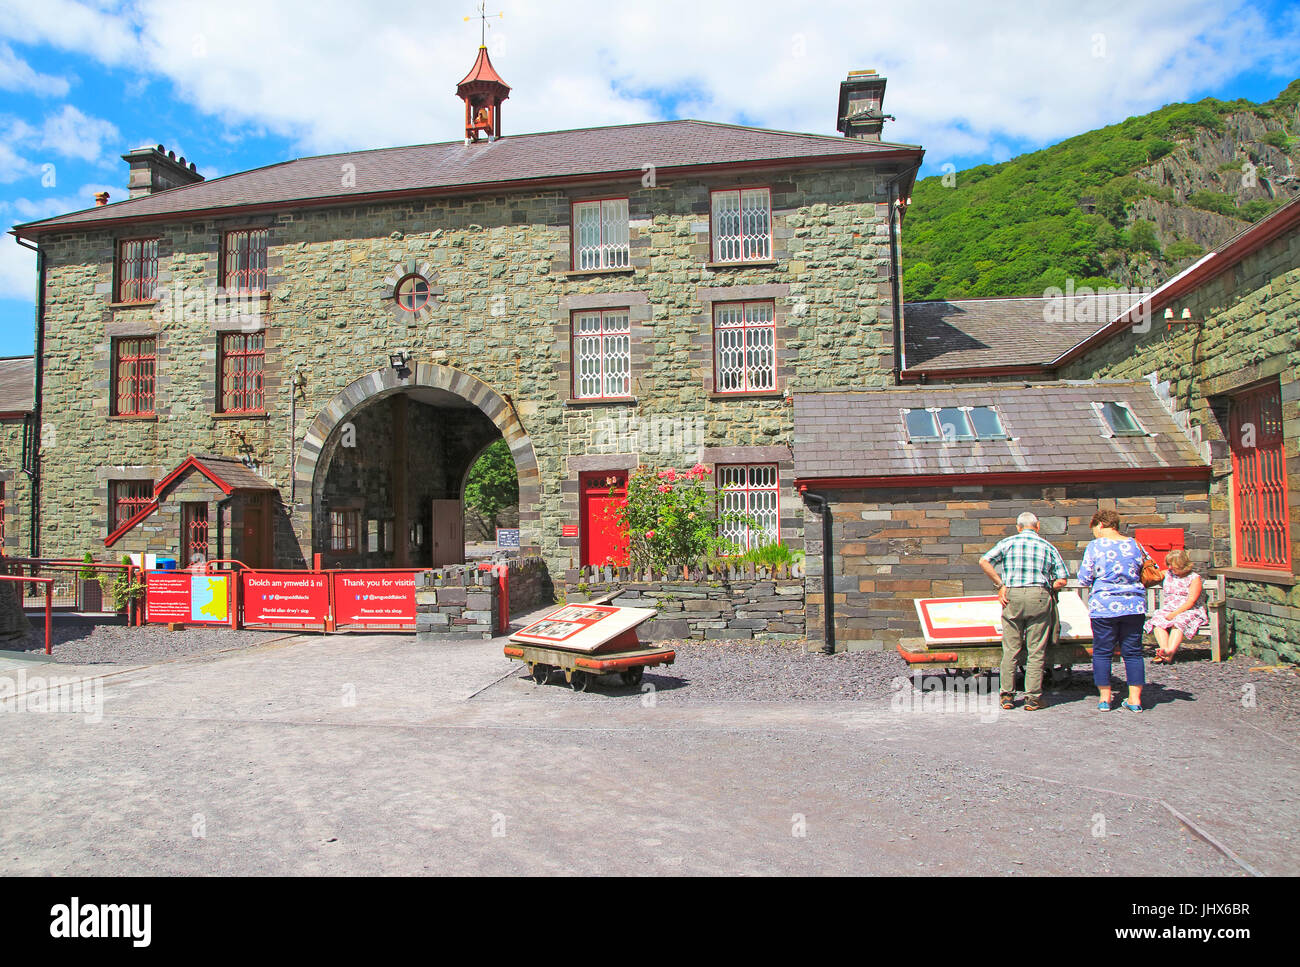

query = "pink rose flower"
[[645, 530, 656, 539], [657, 484, 672, 493]]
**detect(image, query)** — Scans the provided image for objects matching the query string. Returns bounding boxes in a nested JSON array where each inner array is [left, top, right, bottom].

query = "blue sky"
[[2, 0, 1298, 356]]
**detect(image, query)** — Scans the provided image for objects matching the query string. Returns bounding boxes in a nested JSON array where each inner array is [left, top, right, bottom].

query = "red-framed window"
[[711, 187, 771, 262], [713, 300, 776, 393], [717, 464, 780, 551], [116, 237, 160, 303], [1230, 381, 1291, 570], [221, 228, 268, 292], [572, 309, 631, 399], [329, 508, 361, 553], [182, 502, 209, 567], [219, 331, 266, 413], [572, 198, 630, 270], [109, 480, 153, 532], [111, 336, 157, 416], [394, 274, 431, 312], [0, 481, 5, 551]]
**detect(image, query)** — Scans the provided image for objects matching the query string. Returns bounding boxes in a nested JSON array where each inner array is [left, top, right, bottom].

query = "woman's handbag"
[[1136, 540, 1165, 588]]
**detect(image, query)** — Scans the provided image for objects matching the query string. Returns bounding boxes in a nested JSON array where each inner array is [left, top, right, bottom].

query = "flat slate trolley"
[[504, 603, 675, 691]]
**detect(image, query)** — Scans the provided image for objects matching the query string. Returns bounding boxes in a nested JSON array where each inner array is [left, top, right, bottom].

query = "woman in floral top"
[[1146, 549, 1208, 663], [1077, 509, 1149, 712]]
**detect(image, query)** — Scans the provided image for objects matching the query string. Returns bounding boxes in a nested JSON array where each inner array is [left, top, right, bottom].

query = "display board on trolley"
[[913, 590, 1093, 645], [511, 604, 657, 653]]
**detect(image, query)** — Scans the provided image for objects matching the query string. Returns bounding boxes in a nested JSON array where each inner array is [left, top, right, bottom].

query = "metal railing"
[[0, 573, 52, 654]]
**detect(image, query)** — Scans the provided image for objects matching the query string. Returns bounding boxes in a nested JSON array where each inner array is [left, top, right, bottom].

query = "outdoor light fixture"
[[389, 351, 412, 378]]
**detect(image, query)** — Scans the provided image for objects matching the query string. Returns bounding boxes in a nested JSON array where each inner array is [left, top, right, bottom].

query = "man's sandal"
[[1024, 697, 1046, 711], [1000, 695, 1015, 710]]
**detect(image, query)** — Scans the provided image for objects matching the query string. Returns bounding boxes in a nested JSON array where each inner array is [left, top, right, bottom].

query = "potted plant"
[[76, 552, 104, 611], [99, 555, 144, 616]]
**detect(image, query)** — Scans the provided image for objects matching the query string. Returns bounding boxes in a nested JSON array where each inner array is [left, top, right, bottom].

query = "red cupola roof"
[[456, 45, 511, 142], [456, 45, 511, 93]]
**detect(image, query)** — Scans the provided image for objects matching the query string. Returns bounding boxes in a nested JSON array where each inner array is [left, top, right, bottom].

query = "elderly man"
[[979, 512, 1070, 711]]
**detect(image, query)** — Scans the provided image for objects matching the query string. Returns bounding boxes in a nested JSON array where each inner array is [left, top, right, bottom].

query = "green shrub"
[[739, 543, 805, 569], [1164, 239, 1204, 261]]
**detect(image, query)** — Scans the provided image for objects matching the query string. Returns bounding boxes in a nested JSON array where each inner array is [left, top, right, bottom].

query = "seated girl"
[[1145, 549, 1209, 663]]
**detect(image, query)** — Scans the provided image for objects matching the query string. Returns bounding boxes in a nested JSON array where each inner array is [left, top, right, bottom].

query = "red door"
[[580, 472, 629, 566]]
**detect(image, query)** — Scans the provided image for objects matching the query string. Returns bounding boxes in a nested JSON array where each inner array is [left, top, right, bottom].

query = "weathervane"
[[465, 2, 503, 46]]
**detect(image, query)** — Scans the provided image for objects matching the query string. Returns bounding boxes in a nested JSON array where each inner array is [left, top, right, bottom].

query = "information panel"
[[333, 571, 417, 624], [145, 571, 231, 624], [914, 591, 1092, 645], [243, 572, 330, 624], [512, 604, 657, 653]]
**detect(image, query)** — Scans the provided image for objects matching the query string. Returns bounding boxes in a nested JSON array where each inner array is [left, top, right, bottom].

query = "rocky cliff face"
[[1115, 108, 1298, 288]]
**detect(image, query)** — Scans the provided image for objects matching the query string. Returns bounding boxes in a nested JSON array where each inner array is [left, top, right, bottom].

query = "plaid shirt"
[[981, 530, 1069, 588]]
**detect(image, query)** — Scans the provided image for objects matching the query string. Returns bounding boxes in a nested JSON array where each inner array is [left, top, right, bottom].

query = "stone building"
[[9, 52, 922, 581]]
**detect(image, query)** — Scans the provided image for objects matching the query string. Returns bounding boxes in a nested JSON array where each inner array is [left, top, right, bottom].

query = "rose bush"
[[604, 463, 748, 570]]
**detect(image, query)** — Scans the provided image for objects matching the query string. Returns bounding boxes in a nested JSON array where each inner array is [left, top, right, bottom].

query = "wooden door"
[[430, 499, 464, 566], [241, 497, 269, 569], [580, 472, 628, 567]]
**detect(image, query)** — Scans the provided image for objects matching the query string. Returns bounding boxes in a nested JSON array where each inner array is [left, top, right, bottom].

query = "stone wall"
[[803, 480, 1213, 651], [0, 417, 30, 557], [34, 162, 901, 582], [568, 566, 806, 641], [415, 564, 497, 640], [1060, 220, 1299, 663]]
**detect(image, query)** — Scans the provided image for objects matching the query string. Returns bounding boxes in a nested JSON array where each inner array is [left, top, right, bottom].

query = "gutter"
[[15, 236, 42, 558], [793, 466, 1212, 491], [799, 488, 836, 655]]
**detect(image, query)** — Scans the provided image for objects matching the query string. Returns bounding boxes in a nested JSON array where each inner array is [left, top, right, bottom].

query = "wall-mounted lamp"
[[1164, 307, 1202, 331], [389, 350, 411, 379]]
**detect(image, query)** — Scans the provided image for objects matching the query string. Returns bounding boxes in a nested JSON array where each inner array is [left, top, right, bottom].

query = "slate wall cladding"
[[1060, 223, 1300, 663], [36, 164, 895, 583], [803, 480, 1212, 651]]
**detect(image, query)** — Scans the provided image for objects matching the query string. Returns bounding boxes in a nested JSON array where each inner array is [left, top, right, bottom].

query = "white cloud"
[[0, 234, 36, 300], [0, 42, 71, 97], [0, 0, 1294, 166], [0, 119, 38, 183], [4, 182, 114, 221], [38, 104, 120, 164]]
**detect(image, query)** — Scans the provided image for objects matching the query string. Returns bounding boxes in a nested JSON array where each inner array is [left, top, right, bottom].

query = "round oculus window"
[[395, 274, 431, 312]]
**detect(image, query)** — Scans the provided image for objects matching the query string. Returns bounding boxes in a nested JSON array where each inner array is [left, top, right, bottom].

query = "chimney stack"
[[837, 69, 893, 142], [121, 144, 205, 198], [94, 191, 110, 207]]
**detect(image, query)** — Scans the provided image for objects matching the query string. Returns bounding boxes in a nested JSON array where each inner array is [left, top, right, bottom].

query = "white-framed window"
[[718, 464, 780, 551], [711, 187, 771, 262], [1095, 401, 1146, 436], [904, 405, 1007, 442], [572, 198, 630, 270], [714, 300, 776, 393], [572, 309, 632, 399]]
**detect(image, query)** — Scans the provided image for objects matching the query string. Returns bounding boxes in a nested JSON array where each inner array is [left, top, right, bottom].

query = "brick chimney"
[[121, 144, 205, 198], [837, 69, 894, 141]]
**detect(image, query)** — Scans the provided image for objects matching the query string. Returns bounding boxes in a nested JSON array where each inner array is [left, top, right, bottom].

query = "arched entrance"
[[294, 363, 540, 567]]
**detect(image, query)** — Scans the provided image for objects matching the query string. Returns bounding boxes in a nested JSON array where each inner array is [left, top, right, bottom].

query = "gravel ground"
[[503, 636, 1300, 725], [0, 616, 292, 665]]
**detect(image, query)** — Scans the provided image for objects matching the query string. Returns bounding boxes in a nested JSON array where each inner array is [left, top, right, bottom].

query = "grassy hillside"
[[902, 80, 1300, 300]]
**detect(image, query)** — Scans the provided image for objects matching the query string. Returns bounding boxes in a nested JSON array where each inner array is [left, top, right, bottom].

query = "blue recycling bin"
[[157, 558, 177, 570]]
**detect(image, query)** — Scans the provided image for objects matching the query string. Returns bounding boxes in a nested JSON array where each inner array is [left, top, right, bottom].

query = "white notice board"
[[914, 591, 1093, 645], [511, 604, 657, 653]]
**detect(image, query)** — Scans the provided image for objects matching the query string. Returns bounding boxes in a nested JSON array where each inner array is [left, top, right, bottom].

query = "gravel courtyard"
[[2, 624, 1295, 876]]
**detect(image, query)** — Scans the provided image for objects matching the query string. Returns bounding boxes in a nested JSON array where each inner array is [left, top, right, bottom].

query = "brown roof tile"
[[14, 121, 922, 235], [0, 356, 34, 413]]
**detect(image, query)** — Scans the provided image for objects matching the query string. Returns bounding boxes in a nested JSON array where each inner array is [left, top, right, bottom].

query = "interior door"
[[580, 471, 629, 567], [430, 499, 464, 566]]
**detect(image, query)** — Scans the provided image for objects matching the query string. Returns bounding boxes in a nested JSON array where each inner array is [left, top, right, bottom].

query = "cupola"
[[456, 45, 511, 143]]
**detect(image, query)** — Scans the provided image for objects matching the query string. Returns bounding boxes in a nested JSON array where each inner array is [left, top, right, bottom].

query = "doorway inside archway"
[[313, 387, 505, 568]]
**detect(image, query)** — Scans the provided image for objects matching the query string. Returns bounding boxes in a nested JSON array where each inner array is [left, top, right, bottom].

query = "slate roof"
[[13, 120, 922, 235], [183, 454, 278, 493], [0, 356, 34, 413], [903, 293, 1144, 374], [794, 380, 1208, 480]]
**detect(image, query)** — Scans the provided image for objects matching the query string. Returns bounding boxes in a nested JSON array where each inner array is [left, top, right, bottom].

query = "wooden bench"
[[1144, 574, 1226, 662]]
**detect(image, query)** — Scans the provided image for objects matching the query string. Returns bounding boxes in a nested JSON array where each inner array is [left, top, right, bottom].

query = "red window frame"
[[112, 336, 157, 416], [712, 300, 777, 394], [716, 463, 781, 551], [329, 508, 361, 554], [1230, 381, 1291, 570], [109, 480, 153, 532], [710, 186, 772, 263], [570, 197, 630, 271], [0, 481, 5, 551], [221, 228, 269, 292], [116, 237, 160, 303], [182, 502, 209, 567], [218, 331, 266, 413], [571, 308, 632, 400]]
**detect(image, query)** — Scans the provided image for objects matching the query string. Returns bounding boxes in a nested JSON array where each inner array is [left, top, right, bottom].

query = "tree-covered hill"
[[902, 79, 1300, 301]]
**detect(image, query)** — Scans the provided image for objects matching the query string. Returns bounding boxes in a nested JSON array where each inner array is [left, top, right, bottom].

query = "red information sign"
[[243, 571, 331, 624], [333, 571, 417, 624], [146, 573, 192, 623], [561, 524, 579, 537]]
